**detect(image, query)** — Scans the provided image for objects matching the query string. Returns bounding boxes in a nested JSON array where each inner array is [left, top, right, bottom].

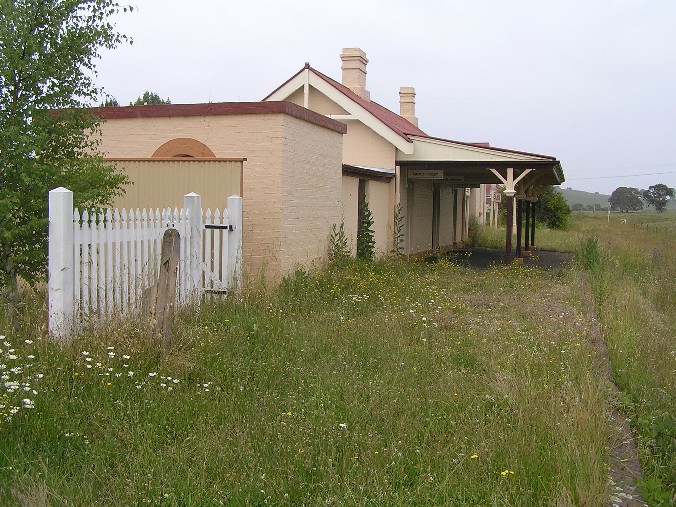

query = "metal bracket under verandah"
[[397, 135, 564, 263]]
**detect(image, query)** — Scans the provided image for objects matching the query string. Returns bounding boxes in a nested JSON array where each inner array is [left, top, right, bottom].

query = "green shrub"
[[392, 204, 405, 257], [537, 186, 571, 230], [357, 200, 375, 261], [329, 222, 351, 266]]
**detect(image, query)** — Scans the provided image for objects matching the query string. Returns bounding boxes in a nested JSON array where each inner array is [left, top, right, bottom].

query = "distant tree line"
[[99, 90, 171, 107], [565, 184, 675, 213], [607, 184, 675, 213], [570, 203, 609, 212]]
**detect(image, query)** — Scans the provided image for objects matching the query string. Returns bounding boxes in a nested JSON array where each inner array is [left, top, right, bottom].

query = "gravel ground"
[[443, 247, 574, 270]]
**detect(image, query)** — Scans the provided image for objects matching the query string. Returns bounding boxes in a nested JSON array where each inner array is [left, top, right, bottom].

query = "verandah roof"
[[397, 136, 564, 188]]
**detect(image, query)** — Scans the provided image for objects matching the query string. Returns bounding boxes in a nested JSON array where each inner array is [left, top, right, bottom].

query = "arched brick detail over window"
[[152, 138, 216, 158]]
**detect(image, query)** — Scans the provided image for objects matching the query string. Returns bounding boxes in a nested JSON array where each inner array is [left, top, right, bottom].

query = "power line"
[[566, 171, 676, 181], [573, 163, 675, 171]]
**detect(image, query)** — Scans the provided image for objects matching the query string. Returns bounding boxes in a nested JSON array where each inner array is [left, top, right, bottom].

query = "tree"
[[535, 185, 570, 229], [0, 0, 131, 301], [609, 187, 643, 212], [643, 184, 674, 213], [100, 96, 119, 107], [131, 90, 171, 105], [357, 199, 375, 260]]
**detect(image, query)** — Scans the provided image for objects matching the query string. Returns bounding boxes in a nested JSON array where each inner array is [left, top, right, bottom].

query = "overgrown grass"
[[574, 212, 676, 506], [1, 257, 610, 505], [472, 222, 578, 252], [463, 211, 676, 504]]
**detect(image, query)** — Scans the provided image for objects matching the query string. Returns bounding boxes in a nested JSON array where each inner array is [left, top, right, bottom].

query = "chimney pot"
[[399, 86, 418, 127], [341, 48, 370, 101]]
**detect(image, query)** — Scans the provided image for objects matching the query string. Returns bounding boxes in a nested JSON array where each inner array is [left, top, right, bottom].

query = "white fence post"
[[184, 192, 202, 300], [227, 195, 243, 291], [48, 189, 243, 334], [48, 187, 74, 340]]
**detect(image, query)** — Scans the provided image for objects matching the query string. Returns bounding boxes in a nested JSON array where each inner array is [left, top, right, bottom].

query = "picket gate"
[[47, 188, 242, 339]]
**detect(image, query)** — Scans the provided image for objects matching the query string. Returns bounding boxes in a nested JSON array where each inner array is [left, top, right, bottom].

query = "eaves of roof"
[[409, 135, 558, 161], [342, 164, 395, 182], [89, 101, 347, 134]]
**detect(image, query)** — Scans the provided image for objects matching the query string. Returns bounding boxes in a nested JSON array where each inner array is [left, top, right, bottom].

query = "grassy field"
[[479, 211, 676, 505], [573, 212, 675, 506], [0, 212, 673, 505]]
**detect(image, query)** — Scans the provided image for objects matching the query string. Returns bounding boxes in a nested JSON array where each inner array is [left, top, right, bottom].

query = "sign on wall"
[[409, 169, 444, 179]]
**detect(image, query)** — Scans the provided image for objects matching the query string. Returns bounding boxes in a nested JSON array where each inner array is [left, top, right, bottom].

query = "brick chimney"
[[399, 87, 418, 127], [341, 48, 370, 101]]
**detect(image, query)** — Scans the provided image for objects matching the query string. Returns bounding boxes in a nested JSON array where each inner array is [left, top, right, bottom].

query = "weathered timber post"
[[524, 198, 531, 252], [488, 167, 533, 264], [48, 187, 74, 340], [155, 228, 180, 355], [530, 200, 537, 250], [505, 193, 514, 264], [515, 195, 523, 259]]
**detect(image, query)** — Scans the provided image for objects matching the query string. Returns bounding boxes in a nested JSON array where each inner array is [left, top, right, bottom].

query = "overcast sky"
[[95, 0, 676, 195]]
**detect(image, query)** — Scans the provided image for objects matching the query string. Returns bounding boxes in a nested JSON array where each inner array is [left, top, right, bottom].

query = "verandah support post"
[[531, 200, 537, 249], [524, 197, 531, 253], [488, 167, 528, 264], [515, 196, 523, 259], [451, 187, 458, 248], [504, 192, 514, 264], [48, 187, 74, 340]]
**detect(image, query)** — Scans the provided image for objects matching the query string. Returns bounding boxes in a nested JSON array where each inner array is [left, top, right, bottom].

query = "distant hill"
[[557, 187, 675, 211], [557, 188, 610, 210]]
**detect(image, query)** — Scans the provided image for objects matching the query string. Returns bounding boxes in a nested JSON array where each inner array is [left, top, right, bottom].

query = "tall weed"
[[577, 214, 675, 504]]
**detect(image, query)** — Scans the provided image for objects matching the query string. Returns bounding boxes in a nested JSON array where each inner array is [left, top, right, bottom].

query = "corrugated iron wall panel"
[[109, 159, 243, 211]]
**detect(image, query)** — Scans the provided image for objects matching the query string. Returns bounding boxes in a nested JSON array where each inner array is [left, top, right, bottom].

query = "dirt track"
[[444, 247, 647, 506]]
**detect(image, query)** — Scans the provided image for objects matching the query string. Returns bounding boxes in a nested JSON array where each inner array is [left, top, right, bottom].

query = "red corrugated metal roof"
[[308, 67, 428, 141]]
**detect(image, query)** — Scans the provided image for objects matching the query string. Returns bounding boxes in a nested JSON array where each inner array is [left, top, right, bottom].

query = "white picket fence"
[[48, 188, 243, 339]]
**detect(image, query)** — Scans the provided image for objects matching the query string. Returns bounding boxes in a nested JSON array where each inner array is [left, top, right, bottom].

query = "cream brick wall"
[[400, 172, 467, 256], [287, 88, 350, 116], [288, 87, 397, 170], [455, 189, 465, 244], [97, 113, 343, 283], [288, 86, 397, 257], [340, 176, 395, 257], [407, 179, 434, 254], [341, 176, 359, 255], [468, 187, 483, 224], [341, 122, 396, 170], [367, 179, 395, 255], [280, 115, 343, 275], [439, 185, 455, 248]]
